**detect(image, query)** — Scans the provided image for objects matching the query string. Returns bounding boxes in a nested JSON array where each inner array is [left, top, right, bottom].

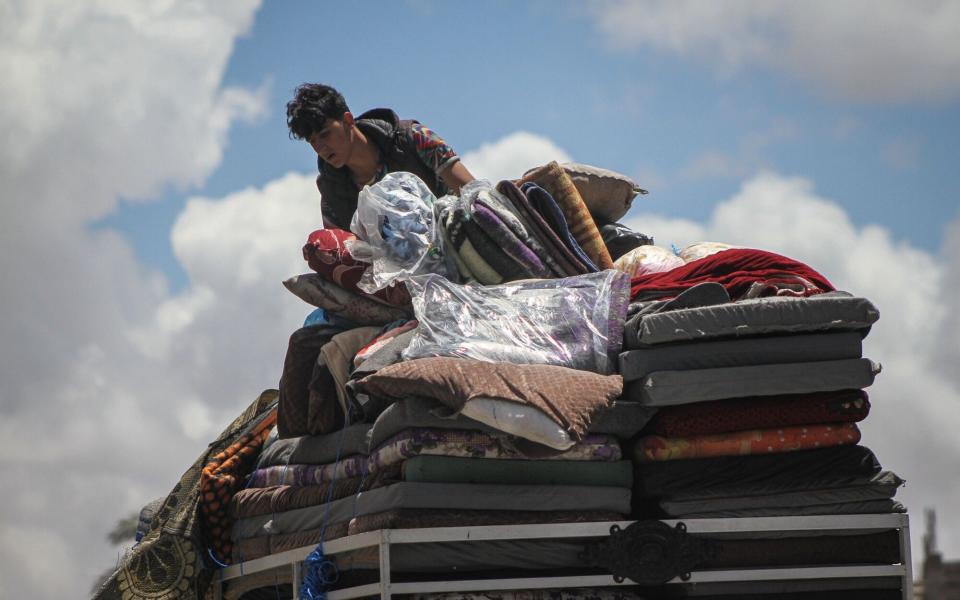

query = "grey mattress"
[[660, 471, 903, 514], [624, 291, 878, 348], [258, 397, 650, 469], [232, 482, 632, 541], [624, 358, 880, 406], [668, 499, 906, 519], [619, 331, 863, 382], [258, 422, 372, 467]]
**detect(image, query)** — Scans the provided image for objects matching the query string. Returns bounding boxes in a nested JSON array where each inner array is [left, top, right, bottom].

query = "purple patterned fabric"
[[497, 180, 591, 275], [471, 202, 551, 278], [523, 182, 599, 271], [246, 428, 622, 488]]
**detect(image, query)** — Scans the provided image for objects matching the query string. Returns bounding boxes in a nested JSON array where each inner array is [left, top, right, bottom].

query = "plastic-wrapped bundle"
[[614, 245, 684, 277], [347, 172, 453, 293], [402, 270, 631, 374], [680, 241, 740, 263]]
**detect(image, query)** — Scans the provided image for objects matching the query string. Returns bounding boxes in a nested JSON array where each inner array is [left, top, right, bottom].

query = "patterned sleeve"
[[408, 122, 460, 175]]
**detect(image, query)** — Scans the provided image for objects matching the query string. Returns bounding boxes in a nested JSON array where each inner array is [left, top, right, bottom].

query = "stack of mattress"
[[230, 405, 638, 564], [621, 283, 906, 519]]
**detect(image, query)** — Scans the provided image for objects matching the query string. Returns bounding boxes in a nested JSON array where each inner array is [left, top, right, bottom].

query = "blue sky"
[[99, 1, 959, 290], [3, 2, 960, 597]]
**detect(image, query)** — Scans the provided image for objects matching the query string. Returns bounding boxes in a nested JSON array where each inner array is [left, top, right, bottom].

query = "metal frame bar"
[[213, 514, 913, 599]]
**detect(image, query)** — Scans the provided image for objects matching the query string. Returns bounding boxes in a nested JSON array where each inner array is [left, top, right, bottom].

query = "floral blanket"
[[248, 428, 621, 487]]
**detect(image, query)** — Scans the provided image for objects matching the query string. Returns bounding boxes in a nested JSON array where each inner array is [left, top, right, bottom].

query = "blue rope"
[[299, 403, 355, 599], [207, 547, 230, 568]]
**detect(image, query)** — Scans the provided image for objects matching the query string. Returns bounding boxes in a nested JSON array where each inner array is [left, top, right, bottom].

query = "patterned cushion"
[[302, 228, 411, 307]]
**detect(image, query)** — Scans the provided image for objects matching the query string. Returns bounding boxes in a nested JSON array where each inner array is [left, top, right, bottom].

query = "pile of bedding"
[[150, 164, 906, 600], [227, 276, 652, 568], [620, 253, 904, 519]]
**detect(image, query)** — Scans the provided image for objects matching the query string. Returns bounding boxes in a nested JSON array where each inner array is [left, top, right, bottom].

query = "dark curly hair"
[[286, 83, 350, 140]]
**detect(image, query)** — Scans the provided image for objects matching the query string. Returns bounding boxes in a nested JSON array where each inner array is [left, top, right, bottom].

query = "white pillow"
[[460, 397, 575, 450]]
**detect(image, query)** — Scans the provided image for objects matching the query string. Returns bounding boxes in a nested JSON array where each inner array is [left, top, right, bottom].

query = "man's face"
[[308, 113, 353, 168]]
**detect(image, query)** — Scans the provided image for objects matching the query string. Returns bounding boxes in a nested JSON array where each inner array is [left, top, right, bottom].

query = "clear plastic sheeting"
[[347, 172, 452, 293], [402, 270, 631, 374]]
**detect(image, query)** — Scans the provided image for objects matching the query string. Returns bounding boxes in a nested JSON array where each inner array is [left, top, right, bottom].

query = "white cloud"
[[461, 131, 573, 183], [625, 172, 960, 563], [0, 1, 267, 597], [588, 0, 960, 104]]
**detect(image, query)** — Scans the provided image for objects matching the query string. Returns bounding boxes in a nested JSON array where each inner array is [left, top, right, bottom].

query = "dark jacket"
[[316, 108, 450, 230]]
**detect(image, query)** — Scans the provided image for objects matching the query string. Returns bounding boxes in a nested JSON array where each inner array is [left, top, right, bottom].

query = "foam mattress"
[[624, 291, 878, 348], [624, 358, 879, 406], [619, 332, 863, 382]]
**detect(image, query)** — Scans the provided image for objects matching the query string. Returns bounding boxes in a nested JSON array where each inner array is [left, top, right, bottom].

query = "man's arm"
[[439, 160, 475, 194]]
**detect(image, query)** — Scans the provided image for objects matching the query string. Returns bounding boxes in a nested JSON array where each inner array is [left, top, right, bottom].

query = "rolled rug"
[[522, 181, 599, 271], [519, 161, 613, 269]]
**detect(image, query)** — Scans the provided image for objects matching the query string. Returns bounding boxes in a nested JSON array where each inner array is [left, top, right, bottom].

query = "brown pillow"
[[356, 357, 622, 438], [553, 162, 647, 225]]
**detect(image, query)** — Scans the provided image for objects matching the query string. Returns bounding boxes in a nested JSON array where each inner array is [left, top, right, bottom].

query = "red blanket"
[[630, 248, 834, 301]]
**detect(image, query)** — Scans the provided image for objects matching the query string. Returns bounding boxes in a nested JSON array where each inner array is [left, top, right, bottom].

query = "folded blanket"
[[278, 325, 342, 438], [248, 428, 622, 487], [472, 202, 551, 278], [497, 180, 590, 276], [473, 189, 571, 278], [283, 274, 411, 326], [230, 478, 373, 519], [634, 422, 861, 462], [465, 218, 534, 281], [522, 182, 598, 270], [199, 407, 278, 563], [629, 248, 834, 301], [357, 358, 622, 438], [317, 326, 380, 423], [650, 389, 870, 437], [519, 161, 614, 269], [353, 319, 417, 368], [441, 205, 505, 284]]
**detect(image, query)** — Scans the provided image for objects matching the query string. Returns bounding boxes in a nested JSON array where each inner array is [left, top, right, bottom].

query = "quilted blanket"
[[248, 428, 622, 487]]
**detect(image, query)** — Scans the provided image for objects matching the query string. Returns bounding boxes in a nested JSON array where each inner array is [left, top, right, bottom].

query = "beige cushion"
[[561, 162, 648, 224]]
